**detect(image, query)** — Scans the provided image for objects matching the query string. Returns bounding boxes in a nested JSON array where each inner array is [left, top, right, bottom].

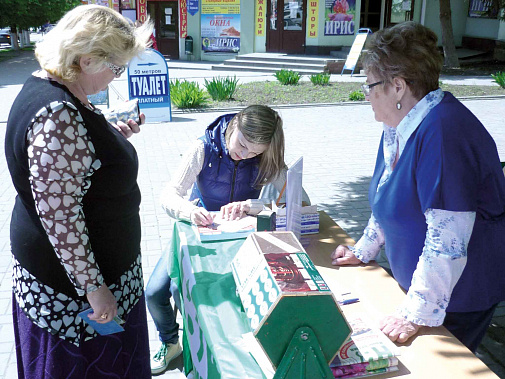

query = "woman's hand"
[[221, 201, 250, 221], [331, 245, 362, 266], [86, 284, 118, 324], [379, 315, 421, 343], [112, 113, 145, 138], [190, 207, 215, 226]]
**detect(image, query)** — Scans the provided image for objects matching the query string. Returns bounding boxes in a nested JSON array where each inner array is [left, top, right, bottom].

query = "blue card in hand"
[[78, 308, 125, 335]]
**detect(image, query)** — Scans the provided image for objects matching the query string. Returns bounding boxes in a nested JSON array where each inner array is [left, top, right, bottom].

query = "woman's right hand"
[[86, 284, 118, 324], [331, 245, 362, 266], [190, 207, 214, 226]]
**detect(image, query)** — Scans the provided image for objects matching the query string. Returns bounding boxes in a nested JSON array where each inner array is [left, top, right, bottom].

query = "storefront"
[[89, 0, 505, 61]]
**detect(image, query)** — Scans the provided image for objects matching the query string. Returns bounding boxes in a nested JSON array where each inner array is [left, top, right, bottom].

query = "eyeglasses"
[[104, 61, 127, 77], [361, 80, 384, 96]]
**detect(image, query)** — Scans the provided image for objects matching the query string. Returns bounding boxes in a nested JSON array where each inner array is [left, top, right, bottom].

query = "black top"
[[5, 75, 141, 299]]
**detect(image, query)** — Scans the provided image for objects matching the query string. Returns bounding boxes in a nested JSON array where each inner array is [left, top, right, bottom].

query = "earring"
[[396, 102, 402, 110]]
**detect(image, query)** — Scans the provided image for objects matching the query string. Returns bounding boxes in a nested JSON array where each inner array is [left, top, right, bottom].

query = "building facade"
[[102, 0, 505, 61]]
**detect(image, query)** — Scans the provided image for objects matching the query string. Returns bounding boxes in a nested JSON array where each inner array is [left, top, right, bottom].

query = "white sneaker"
[[151, 341, 183, 375]]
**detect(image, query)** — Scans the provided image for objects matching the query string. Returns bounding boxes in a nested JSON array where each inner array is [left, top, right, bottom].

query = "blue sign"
[[188, 0, 199, 16], [128, 48, 171, 122]]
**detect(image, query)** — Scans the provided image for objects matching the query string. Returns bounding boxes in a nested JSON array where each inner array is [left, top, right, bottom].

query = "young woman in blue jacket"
[[147, 105, 309, 374]]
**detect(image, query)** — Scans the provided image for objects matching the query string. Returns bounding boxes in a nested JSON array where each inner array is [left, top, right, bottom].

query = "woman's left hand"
[[112, 113, 145, 138], [379, 315, 421, 343], [221, 201, 250, 221]]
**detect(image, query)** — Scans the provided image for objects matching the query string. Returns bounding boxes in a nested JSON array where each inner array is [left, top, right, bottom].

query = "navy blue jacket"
[[189, 114, 261, 211], [370, 92, 505, 312]]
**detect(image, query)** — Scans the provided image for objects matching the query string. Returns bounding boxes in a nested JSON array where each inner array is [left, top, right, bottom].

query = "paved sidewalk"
[[0, 51, 504, 378]]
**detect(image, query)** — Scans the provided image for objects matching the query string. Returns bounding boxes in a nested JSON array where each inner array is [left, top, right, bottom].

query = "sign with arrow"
[[128, 48, 172, 122]]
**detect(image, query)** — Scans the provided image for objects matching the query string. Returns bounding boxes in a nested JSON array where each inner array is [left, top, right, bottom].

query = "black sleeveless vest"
[[5, 76, 141, 298]]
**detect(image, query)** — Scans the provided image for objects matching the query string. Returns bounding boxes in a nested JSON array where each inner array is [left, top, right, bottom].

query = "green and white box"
[[231, 231, 351, 369]]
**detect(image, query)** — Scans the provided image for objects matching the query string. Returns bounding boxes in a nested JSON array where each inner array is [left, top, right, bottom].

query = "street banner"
[[180, 0, 188, 38], [255, 0, 266, 36], [128, 48, 172, 122], [308, 0, 319, 38], [324, 0, 356, 35]]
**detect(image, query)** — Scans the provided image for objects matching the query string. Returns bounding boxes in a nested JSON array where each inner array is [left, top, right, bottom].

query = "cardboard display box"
[[273, 204, 320, 235], [231, 231, 351, 369]]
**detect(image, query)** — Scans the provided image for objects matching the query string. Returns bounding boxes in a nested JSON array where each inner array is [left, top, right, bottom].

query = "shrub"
[[491, 71, 505, 89], [170, 79, 207, 108], [349, 90, 365, 101], [274, 69, 302, 85], [204, 76, 239, 101], [310, 73, 331, 86]]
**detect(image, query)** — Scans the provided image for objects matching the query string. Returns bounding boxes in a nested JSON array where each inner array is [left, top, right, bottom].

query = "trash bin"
[[185, 36, 193, 55]]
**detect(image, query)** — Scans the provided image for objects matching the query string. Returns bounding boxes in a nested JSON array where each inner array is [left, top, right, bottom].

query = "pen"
[[338, 298, 359, 305]]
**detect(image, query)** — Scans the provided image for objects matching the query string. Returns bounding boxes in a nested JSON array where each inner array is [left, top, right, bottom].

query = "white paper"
[[286, 157, 303, 240]]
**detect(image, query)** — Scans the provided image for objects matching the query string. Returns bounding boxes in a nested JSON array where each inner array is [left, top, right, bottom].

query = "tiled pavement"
[[0, 50, 505, 378]]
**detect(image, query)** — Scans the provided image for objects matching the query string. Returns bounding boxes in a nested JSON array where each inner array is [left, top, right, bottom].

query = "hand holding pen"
[[190, 207, 215, 226]]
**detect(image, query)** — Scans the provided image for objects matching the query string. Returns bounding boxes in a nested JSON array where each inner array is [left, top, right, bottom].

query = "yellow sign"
[[307, 0, 318, 38], [255, 0, 265, 36], [202, 0, 240, 14]]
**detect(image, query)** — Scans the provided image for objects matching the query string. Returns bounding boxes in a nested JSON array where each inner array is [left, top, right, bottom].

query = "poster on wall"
[[324, 0, 356, 36], [201, 0, 241, 53], [468, 0, 499, 18]]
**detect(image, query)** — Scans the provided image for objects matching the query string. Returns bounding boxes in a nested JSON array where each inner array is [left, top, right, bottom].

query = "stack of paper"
[[330, 315, 400, 378], [193, 213, 256, 242]]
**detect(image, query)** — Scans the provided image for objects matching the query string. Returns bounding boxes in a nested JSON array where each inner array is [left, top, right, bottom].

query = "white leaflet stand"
[[286, 157, 303, 240]]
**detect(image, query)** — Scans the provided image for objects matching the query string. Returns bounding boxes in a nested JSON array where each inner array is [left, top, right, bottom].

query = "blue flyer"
[[78, 308, 125, 335]]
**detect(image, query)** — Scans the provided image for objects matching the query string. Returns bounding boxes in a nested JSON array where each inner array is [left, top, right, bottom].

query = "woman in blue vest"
[[148, 105, 309, 374], [331, 22, 505, 353]]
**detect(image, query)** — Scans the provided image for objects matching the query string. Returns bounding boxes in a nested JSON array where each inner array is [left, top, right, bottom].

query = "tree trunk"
[[439, 0, 459, 68]]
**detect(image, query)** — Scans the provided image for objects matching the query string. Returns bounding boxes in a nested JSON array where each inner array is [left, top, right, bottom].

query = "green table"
[[168, 220, 266, 378]]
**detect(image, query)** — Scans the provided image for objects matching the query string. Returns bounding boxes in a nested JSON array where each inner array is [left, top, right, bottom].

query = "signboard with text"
[[201, 14, 241, 52], [201, 0, 241, 53], [324, 0, 355, 35], [188, 0, 199, 15], [128, 49, 171, 122]]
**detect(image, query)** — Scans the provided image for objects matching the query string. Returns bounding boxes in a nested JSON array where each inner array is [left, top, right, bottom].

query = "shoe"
[[151, 341, 183, 375]]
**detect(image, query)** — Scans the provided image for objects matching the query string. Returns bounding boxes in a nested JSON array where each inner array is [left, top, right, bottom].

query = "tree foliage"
[[0, 0, 82, 30]]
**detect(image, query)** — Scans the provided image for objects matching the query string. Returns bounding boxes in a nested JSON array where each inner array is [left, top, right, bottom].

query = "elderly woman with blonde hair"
[[331, 21, 505, 353], [5, 5, 153, 377]]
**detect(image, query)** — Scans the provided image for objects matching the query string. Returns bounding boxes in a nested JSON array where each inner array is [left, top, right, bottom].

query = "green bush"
[[310, 73, 331, 86], [491, 71, 505, 89], [274, 69, 302, 85], [170, 79, 207, 108], [204, 76, 239, 101], [349, 90, 365, 101]]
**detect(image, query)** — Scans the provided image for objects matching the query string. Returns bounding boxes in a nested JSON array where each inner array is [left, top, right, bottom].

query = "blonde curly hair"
[[35, 5, 153, 82]]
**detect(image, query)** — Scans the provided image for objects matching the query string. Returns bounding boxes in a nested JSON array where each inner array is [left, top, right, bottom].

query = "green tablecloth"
[[168, 221, 266, 379]]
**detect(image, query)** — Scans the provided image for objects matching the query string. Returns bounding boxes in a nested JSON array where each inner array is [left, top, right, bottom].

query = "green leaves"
[[348, 90, 365, 101], [169, 79, 208, 109], [273, 69, 302, 85], [491, 72, 505, 89], [310, 73, 331, 86], [0, 0, 81, 30], [204, 76, 239, 101]]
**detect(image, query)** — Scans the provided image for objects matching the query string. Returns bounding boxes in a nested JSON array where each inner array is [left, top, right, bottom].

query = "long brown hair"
[[226, 105, 286, 187]]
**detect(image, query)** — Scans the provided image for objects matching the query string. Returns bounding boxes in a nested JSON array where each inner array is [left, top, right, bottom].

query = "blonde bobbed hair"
[[363, 21, 443, 100], [35, 5, 153, 82], [226, 105, 286, 187]]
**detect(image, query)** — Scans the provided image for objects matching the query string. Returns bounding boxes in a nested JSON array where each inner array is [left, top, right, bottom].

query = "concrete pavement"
[[0, 50, 504, 378]]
